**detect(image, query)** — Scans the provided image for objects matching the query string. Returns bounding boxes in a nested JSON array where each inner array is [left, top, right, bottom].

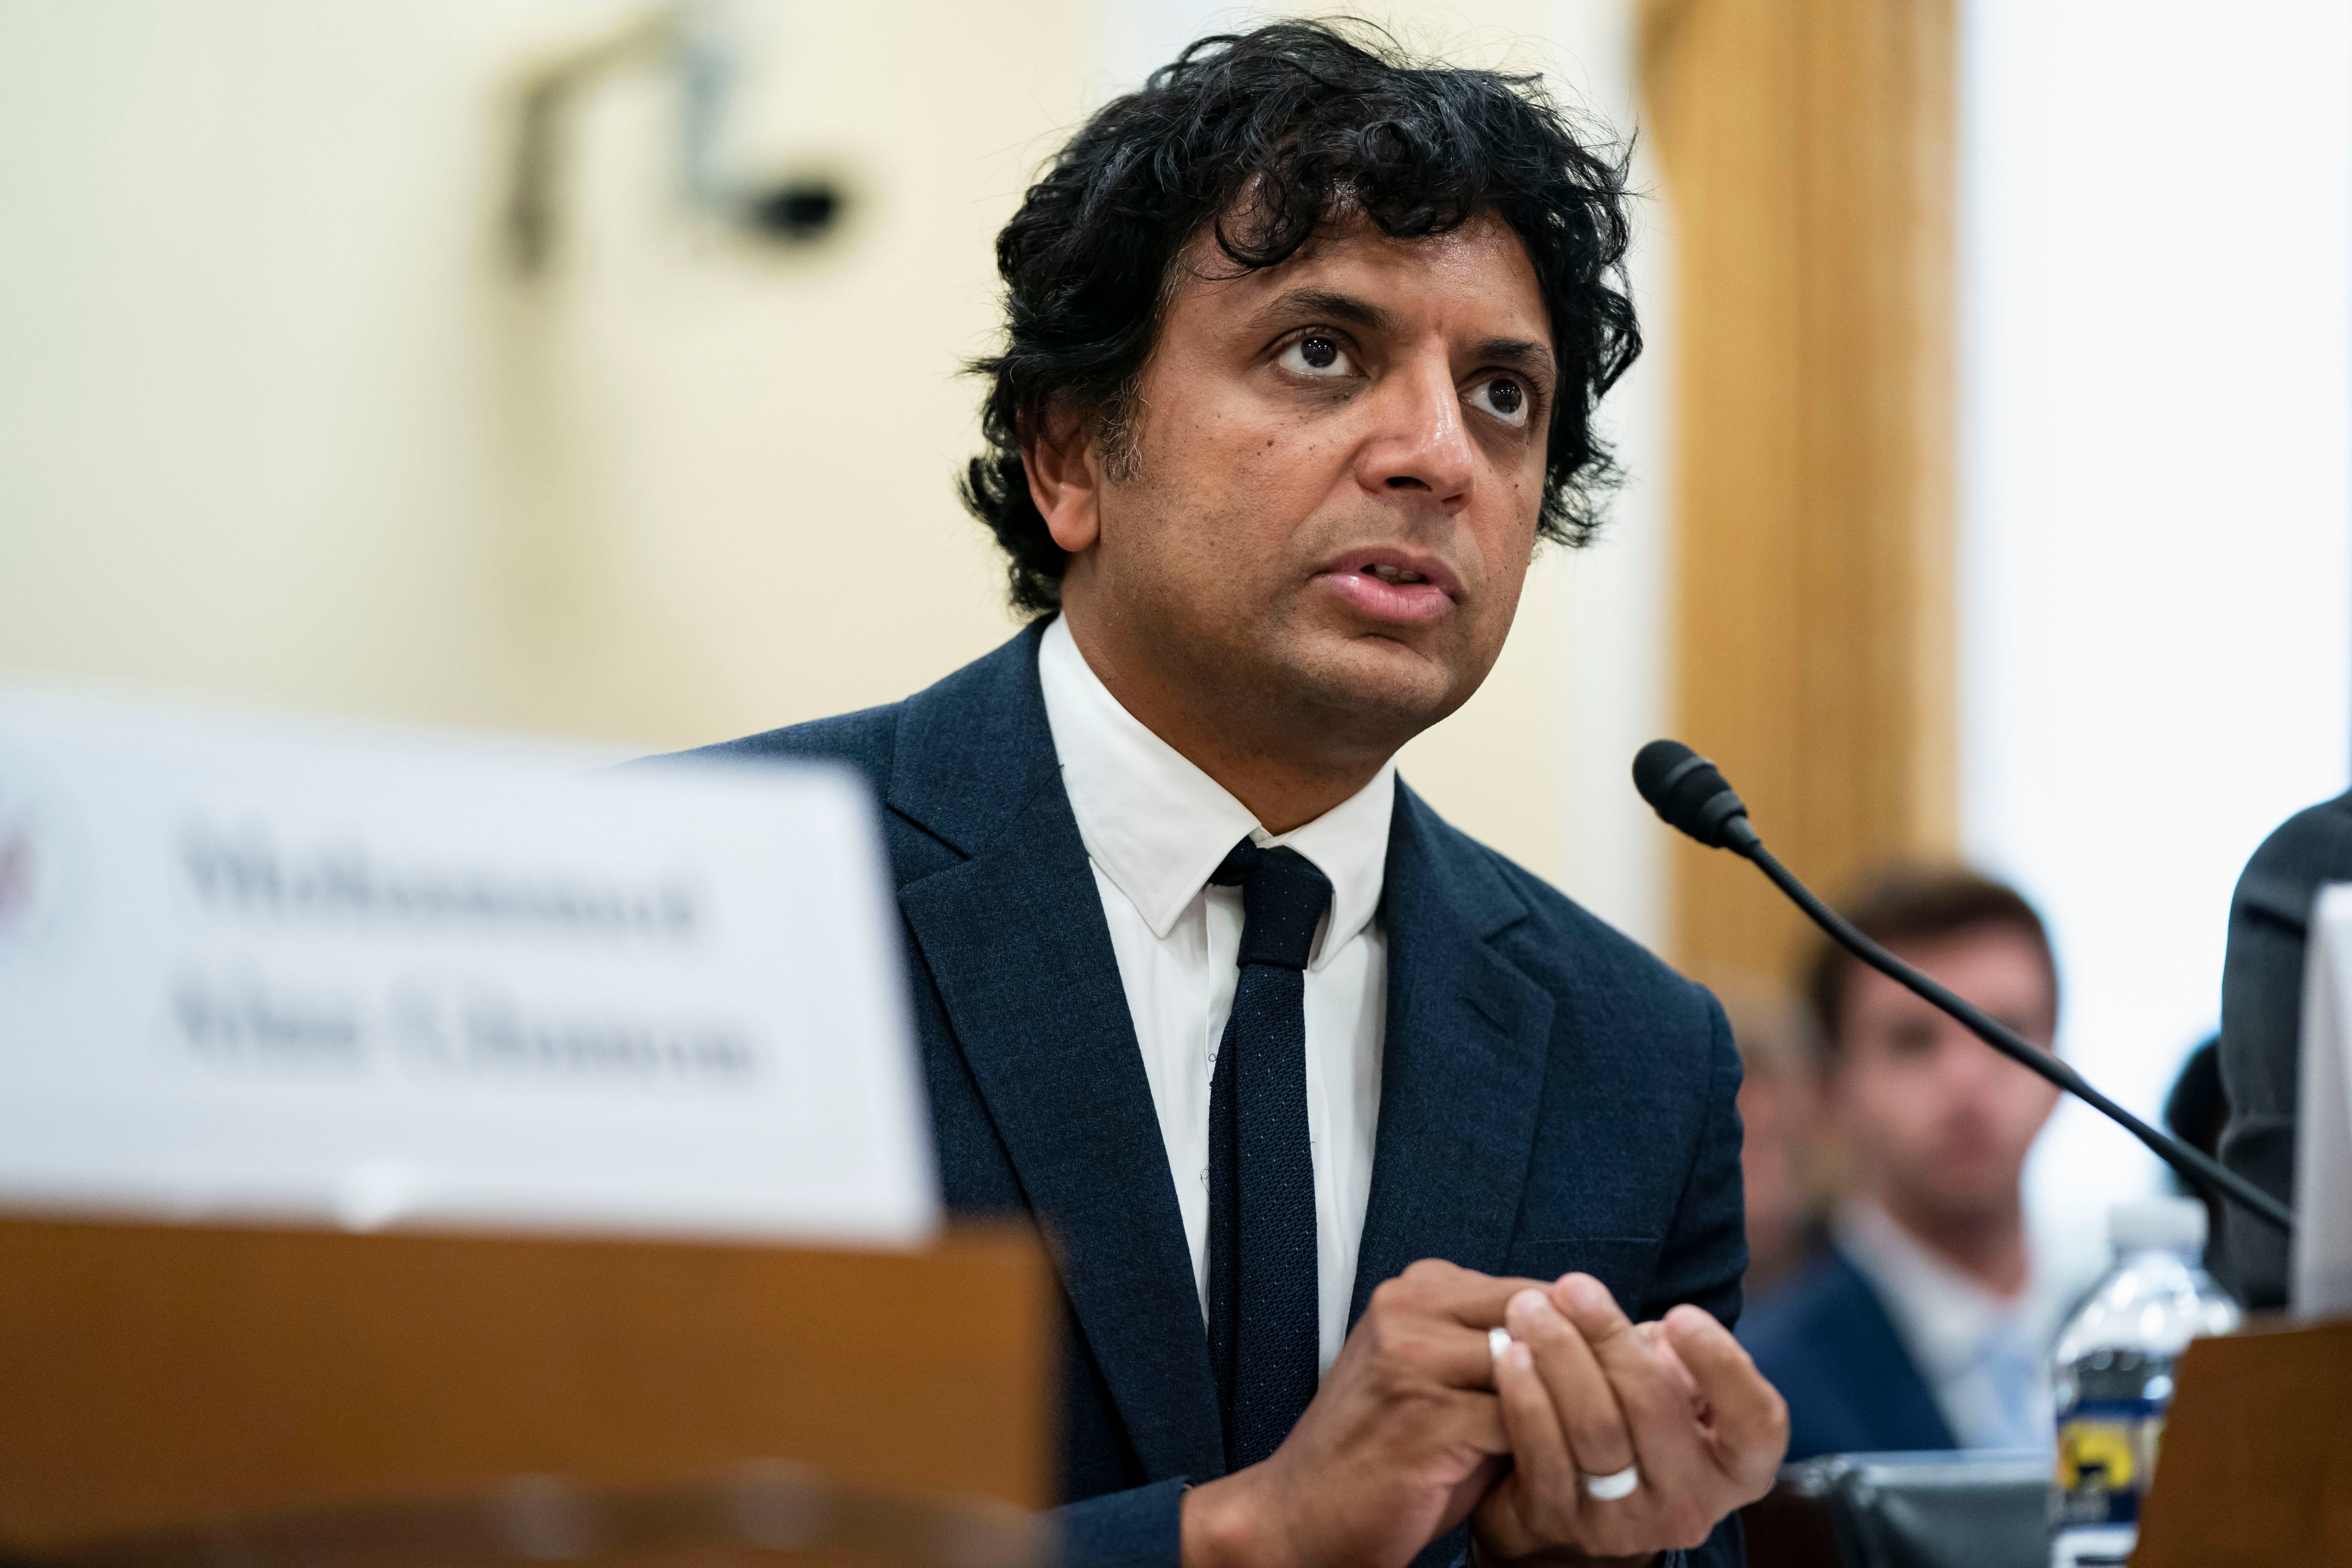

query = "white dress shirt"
[[1036, 614, 1390, 1375], [1833, 1197, 2071, 1450]]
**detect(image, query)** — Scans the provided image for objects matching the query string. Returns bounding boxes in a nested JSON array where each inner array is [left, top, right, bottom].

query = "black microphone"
[[1633, 739, 2295, 1236]]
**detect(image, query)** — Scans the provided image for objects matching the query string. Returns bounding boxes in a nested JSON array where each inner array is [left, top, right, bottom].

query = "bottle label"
[[2053, 1396, 2165, 1528]]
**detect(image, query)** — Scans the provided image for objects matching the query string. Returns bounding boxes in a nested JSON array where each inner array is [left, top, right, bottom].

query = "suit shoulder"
[[2233, 787, 2352, 931], [2249, 788, 2352, 880], [1419, 807, 1719, 1031], [635, 702, 902, 796]]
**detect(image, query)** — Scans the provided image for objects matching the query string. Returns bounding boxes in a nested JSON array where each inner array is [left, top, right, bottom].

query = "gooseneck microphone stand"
[[1633, 740, 2294, 1238]]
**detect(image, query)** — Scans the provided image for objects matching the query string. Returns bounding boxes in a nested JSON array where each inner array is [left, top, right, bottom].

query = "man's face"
[[1824, 925, 2062, 1229], [1040, 211, 1554, 765]]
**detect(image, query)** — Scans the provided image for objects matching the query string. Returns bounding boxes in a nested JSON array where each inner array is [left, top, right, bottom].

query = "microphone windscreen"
[[1632, 740, 1700, 810], [1632, 740, 1750, 848]]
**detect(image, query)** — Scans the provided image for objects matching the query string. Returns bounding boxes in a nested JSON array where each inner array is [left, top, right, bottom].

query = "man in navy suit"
[[1739, 868, 2071, 1461], [668, 24, 1785, 1568]]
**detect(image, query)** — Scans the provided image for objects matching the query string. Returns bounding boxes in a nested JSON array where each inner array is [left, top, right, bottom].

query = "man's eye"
[[1887, 1021, 1939, 1058], [1279, 334, 1351, 377], [1473, 375, 1531, 426]]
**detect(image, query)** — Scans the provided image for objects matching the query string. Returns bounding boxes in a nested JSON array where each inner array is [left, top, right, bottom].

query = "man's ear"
[[1020, 404, 1103, 555]]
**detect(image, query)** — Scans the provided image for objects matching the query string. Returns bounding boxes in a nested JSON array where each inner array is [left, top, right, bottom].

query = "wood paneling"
[[1640, 0, 1958, 989], [0, 1220, 1054, 1548]]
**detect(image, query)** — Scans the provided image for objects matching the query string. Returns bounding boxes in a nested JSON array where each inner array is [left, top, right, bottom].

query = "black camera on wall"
[[505, 4, 852, 276]]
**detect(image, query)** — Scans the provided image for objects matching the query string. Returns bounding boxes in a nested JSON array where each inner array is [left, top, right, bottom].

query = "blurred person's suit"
[[1740, 1200, 2066, 1460], [660, 621, 1748, 1568], [2219, 787, 2352, 1308], [1737, 1251, 1953, 1458], [1737, 866, 2067, 1463]]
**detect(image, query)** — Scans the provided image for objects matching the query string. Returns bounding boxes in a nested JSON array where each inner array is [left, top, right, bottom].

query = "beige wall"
[[0, 0, 1082, 742], [0, 0, 1672, 944]]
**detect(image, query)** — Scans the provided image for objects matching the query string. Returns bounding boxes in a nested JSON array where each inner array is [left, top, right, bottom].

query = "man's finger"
[[1635, 1320, 1703, 1410], [1506, 1286, 1635, 1479], [1548, 1271, 1634, 1351], [1425, 1321, 1532, 1391], [1663, 1303, 1789, 1490], [1399, 1259, 1553, 1330], [1491, 1337, 1587, 1546], [1433, 1382, 1515, 1458], [1371, 1262, 1554, 1390], [1550, 1274, 1711, 1497]]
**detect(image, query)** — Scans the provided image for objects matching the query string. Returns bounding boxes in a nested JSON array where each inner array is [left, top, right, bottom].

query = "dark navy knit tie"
[[1205, 837, 1332, 1474]]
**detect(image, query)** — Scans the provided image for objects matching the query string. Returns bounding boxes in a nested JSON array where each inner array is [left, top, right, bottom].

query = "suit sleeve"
[[1646, 990, 1748, 1332], [1050, 1478, 1188, 1568], [1649, 993, 1750, 1568]]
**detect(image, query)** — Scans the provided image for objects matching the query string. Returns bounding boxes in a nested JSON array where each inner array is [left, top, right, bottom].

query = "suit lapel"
[[883, 640, 1556, 1463], [889, 627, 1226, 1483], [1350, 784, 1556, 1324]]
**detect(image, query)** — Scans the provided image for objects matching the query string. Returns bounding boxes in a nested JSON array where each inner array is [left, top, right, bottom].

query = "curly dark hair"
[[959, 19, 1642, 615]]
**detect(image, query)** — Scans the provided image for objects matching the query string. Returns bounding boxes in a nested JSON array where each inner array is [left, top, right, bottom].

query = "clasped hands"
[[1180, 1260, 1789, 1568]]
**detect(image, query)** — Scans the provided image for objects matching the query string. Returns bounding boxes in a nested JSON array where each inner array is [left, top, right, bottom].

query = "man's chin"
[[1908, 1174, 2026, 1228], [1285, 633, 1467, 741]]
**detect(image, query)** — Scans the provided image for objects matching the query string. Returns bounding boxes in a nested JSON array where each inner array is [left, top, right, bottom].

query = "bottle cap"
[[2109, 1194, 2207, 1254]]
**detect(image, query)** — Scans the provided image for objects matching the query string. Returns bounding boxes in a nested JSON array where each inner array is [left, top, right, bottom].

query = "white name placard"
[[0, 691, 937, 1245]]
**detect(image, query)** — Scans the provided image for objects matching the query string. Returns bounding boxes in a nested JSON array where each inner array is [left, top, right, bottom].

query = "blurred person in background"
[[2216, 786, 2352, 1310], [1719, 988, 1832, 1294], [1739, 867, 2065, 1459]]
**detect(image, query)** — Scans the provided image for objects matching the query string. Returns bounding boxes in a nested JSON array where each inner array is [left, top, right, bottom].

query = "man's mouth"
[[1312, 551, 1458, 627]]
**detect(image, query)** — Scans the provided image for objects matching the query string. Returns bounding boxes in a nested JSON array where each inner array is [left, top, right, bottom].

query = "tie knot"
[[1210, 839, 1333, 971]]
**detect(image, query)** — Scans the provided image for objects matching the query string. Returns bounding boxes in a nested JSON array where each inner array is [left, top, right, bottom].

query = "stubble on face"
[[1087, 449, 1461, 767], [1057, 211, 1555, 800]]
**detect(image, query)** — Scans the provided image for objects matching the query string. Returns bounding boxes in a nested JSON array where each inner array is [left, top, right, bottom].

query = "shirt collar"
[[1036, 614, 1393, 968], [1833, 1197, 2054, 1377]]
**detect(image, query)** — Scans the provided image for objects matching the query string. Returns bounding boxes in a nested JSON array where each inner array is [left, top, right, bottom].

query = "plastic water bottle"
[[2047, 1195, 2242, 1567]]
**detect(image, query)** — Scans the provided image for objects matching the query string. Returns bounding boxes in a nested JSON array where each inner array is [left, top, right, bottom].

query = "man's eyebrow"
[[1253, 287, 1392, 333], [1475, 336, 1557, 388]]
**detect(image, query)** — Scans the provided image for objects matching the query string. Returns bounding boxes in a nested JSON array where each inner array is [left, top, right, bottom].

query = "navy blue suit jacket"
[[668, 625, 1749, 1568], [1737, 1249, 1954, 1461]]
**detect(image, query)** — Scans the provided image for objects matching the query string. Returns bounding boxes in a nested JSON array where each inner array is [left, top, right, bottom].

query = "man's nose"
[[1357, 355, 1474, 509]]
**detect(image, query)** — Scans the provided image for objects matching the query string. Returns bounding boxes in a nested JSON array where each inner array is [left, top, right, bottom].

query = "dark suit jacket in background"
[[2218, 787, 2352, 1310], [1737, 1250, 1955, 1462], [663, 624, 1749, 1568]]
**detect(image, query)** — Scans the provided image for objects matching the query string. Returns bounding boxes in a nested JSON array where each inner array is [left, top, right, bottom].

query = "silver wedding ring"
[[1489, 1328, 1637, 1501], [1580, 1464, 1640, 1502]]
